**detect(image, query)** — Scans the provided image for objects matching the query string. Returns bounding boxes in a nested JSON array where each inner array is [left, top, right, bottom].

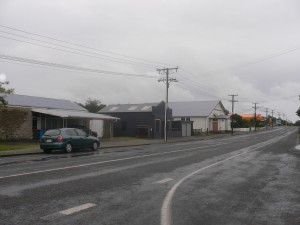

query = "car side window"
[[75, 129, 87, 136], [68, 129, 78, 136]]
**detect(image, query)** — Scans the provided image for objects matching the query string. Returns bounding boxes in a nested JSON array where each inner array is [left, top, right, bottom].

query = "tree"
[[296, 108, 300, 118], [79, 98, 106, 113], [231, 114, 243, 128], [0, 81, 14, 107]]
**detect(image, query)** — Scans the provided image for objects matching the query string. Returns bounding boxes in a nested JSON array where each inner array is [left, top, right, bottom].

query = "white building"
[[169, 100, 229, 133]]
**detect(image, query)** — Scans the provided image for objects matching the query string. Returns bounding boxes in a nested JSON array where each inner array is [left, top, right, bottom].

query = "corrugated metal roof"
[[169, 100, 224, 117], [31, 108, 118, 120], [1, 94, 86, 111], [99, 102, 161, 113]]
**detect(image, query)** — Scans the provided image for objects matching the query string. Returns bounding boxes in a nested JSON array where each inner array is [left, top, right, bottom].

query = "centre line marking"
[[156, 178, 174, 184], [41, 203, 96, 221], [0, 143, 225, 179]]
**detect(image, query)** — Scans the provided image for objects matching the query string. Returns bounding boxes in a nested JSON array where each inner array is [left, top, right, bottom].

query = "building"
[[169, 100, 229, 133], [99, 102, 169, 138], [0, 94, 118, 140], [99, 101, 193, 138]]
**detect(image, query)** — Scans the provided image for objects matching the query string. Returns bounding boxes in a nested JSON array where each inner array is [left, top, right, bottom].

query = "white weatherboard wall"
[[173, 117, 208, 131], [90, 120, 104, 137], [208, 103, 228, 132], [191, 117, 207, 131], [209, 104, 225, 117]]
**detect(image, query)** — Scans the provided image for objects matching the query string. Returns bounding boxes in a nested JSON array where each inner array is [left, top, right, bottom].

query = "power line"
[[0, 24, 176, 67], [179, 68, 230, 95], [0, 35, 158, 68], [0, 54, 158, 79]]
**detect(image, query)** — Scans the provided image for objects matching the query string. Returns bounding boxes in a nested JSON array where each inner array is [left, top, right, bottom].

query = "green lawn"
[[0, 144, 38, 151]]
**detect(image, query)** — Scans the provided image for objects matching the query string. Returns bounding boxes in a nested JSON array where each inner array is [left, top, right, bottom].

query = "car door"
[[66, 129, 81, 148], [75, 129, 90, 148]]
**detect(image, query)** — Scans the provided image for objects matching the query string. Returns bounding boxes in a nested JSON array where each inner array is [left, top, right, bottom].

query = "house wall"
[[174, 116, 207, 132], [90, 120, 104, 137], [208, 103, 228, 132], [210, 104, 226, 117], [0, 107, 32, 140], [108, 112, 154, 137], [209, 118, 227, 132]]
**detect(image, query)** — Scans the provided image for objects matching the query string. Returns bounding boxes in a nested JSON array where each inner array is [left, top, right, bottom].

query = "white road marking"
[[160, 131, 294, 225], [155, 178, 174, 184], [0, 143, 225, 179], [295, 145, 300, 150], [41, 203, 96, 221]]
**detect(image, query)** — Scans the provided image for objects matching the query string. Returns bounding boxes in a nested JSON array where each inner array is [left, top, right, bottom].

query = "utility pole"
[[228, 94, 238, 136], [157, 67, 178, 143], [271, 109, 274, 128], [264, 108, 269, 130], [252, 103, 258, 131]]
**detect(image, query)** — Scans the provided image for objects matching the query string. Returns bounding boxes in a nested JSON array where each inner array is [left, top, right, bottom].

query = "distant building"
[[169, 100, 229, 133], [239, 114, 265, 121], [0, 94, 118, 140]]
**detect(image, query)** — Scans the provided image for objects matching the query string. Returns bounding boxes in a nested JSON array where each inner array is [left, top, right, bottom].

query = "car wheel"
[[43, 149, 52, 154], [92, 142, 98, 151], [65, 143, 73, 153]]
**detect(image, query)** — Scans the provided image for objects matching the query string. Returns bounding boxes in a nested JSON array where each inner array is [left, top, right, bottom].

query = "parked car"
[[40, 128, 100, 153], [68, 124, 98, 137]]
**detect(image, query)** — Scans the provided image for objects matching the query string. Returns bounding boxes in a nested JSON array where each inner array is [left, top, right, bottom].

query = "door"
[[212, 119, 218, 132], [182, 123, 187, 137], [186, 123, 191, 136]]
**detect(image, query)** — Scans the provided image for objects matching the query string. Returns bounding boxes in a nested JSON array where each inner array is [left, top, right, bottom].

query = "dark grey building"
[[99, 101, 173, 139]]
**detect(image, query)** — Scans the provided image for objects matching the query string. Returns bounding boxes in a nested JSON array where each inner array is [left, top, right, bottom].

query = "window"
[[109, 106, 119, 111], [76, 129, 87, 136], [44, 129, 60, 136], [128, 106, 138, 111], [141, 106, 151, 111], [122, 121, 127, 131], [186, 117, 190, 121], [66, 129, 78, 136], [181, 117, 185, 121]]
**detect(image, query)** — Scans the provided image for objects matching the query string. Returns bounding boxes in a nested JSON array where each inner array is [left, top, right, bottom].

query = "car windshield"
[[44, 129, 60, 136]]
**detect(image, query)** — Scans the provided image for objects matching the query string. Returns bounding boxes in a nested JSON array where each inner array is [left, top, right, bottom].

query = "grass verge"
[[0, 145, 38, 151]]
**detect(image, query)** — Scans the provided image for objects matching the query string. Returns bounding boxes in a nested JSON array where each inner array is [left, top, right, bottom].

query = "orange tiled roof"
[[240, 114, 265, 121]]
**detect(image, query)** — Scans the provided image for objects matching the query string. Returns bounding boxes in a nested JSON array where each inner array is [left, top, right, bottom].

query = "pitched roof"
[[169, 100, 225, 117], [31, 108, 118, 120], [1, 94, 86, 111], [99, 102, 161, 113]]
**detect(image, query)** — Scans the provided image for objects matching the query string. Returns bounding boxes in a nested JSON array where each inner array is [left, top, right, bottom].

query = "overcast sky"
[[0, 0, 300, 122]]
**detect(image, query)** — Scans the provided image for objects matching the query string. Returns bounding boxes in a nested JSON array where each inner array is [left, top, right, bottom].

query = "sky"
[[0, 0, 300, 122]]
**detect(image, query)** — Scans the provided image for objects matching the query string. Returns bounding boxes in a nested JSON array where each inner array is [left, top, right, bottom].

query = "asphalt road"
[[0, 127, 299, 225]]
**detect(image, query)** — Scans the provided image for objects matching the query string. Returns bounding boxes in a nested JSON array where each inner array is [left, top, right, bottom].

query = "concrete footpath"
[[0, 133, 235, 157]]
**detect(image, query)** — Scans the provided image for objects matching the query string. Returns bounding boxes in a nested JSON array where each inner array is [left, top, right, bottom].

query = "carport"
[[31, 108, 119, 139]]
